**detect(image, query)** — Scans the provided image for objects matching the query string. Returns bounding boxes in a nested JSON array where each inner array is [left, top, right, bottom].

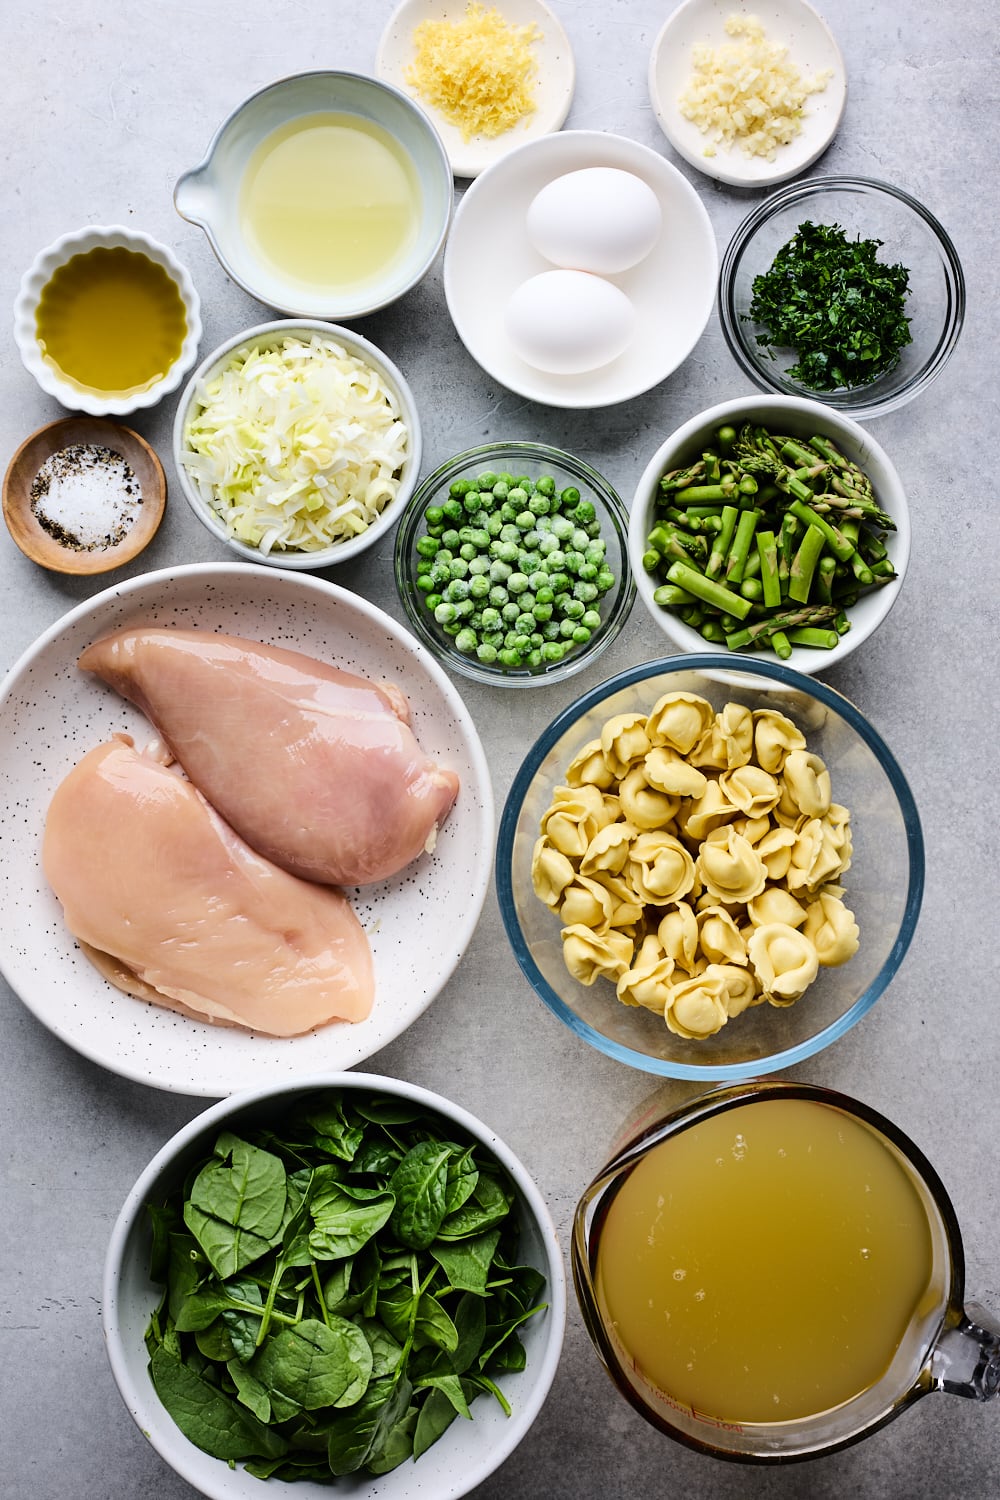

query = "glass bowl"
[[719, 177, 965, 419], [103, 1071, 566, 1499], [496, 654, 924, 1081], [394, 442, 635, 687]]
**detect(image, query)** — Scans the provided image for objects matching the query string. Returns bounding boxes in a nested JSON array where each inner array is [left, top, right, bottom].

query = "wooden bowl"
[[2, 416, 166, 574]]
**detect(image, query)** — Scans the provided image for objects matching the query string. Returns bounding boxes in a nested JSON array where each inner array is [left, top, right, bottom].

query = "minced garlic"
[[406, 2, 541, 143], [678, 14, 832, 161]]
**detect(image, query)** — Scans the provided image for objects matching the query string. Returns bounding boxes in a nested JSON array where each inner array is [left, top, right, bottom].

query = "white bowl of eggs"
[[444, 130, 718, 409]]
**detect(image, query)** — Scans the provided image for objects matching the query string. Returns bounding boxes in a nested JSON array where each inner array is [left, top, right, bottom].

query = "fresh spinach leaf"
[[309, 1181, 394, 1260], [430, 1228, 501, 1296], [149, 1344, 288, 1462], [183, 1135, 286, 1278], [325, 1373, 413, 1476], [252, 1316, 373, 1412], [389, 1141, 453, 1249]]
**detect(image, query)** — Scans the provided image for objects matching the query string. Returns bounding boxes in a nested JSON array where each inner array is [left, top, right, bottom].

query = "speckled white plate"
[[0, 564, 494, 1096], [648, 0, 847, 188], [376, 0, 575, 179]]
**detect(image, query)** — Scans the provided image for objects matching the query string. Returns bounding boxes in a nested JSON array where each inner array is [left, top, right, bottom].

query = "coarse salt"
[[30, 444, 142, 551]]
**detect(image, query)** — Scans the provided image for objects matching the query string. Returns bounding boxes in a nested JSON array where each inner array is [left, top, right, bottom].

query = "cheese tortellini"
[[532, 693, 858, 1042]]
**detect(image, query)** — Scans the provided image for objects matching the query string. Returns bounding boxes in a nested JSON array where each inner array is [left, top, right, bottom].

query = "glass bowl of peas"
[[394, 442, 635, 686], [627, 395, 910, 676]]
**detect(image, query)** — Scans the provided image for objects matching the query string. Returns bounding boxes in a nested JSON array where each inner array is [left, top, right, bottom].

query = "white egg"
[[504, 270, 636, 376], [526, 167, 663, 275]]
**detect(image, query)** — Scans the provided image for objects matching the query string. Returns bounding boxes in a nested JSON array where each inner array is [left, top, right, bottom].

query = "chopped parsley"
[[746, 220, 912, 391]]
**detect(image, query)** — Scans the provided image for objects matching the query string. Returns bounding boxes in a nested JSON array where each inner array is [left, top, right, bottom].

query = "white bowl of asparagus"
[[628, 396, 910, 675]]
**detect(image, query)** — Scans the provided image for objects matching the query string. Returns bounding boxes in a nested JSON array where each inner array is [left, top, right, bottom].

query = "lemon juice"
[[594, 1096, 941, 1424], [239, 111, 420, 296]]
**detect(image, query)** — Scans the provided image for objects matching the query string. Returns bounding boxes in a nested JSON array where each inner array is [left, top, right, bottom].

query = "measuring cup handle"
[[931, 1303, 1000, 1400]]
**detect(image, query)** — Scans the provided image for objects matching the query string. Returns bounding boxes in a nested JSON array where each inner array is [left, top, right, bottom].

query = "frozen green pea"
[[455, 628, 478, 654], [563, 550, 584, 575], [541, 640, 565, 662], [528, 494, 551, 516], [581, 609, 601, 631], [488, 585, 509, 608], [485, 512, 503, 536], [425, 505, 445, 526], [536, 475, 556, 497], [509, 489, 529, 508], [516, 612, 536, 634], [571, 625, 592, 644], [448, 558, 469, 580], [469, 574, 491, 599], [596, 566, 615, 592], [416, 535, 438, 558], [477, 642, 499, 664], [571, 528, 590, 551], [477, 471, 498, 488], [573, 580, 599, 603], [453, 599, 475, 619], [489, 559, 512, 583], [480, 607, 501, 631], [572, 500, 595, 523], [442, 498, 464, 523], [415, 574, 436, 594], [578, 562, 599, 582], [508, 572, 529, 595], [449, 479, 474, 497], [467, 555, 490, 576], [425, 593, 442, 612], [499, 649, 522, 668], [434, 601, 457, 625], [492, 481, 509, 501], [501, 601, 521, 624], [459, 542, 477, 562], [560, 486, 581, 506], [533, 602, 553, 622]]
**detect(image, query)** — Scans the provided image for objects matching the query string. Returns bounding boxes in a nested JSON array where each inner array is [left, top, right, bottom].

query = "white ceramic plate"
[[648, 0, 847, 188], [0, 564, 494, 1096], [376, 0, 575, 179], [444, 130, 717, 409]]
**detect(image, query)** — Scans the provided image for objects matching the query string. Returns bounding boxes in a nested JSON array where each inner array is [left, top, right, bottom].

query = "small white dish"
[[172, 320, 422, 569], [13, 225, 201, 417], [444, 130, 717, 409], [0, 563, 493, 1096], [174, 71, 452, 319], [376, 0, 575, 179], [648, 0, 847, 188]]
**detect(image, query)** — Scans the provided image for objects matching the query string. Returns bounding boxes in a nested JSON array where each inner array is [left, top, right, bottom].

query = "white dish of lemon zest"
[[180, 333, 410, 556], [376, 0, 576, 179], [648, 0, 846, 188]]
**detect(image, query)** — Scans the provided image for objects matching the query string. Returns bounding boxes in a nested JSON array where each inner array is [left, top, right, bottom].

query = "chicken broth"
[[593, 1097, 943, 1424]]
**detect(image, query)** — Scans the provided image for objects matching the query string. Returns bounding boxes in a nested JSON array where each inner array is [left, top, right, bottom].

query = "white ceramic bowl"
[[103, 1072, 567, 1500], [174, 71, 452, 320], [376, 0, 576, 179], [0, 563, 493, 1095], [444, 130, 718, 409], [13, 225, 202, 417], [627, 396, 909, 676], [648, 0, 847, 188], [172, 320, 422, 569]]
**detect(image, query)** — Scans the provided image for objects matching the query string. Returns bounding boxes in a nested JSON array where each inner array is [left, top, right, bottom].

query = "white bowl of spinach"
[[103, 1074, 566, 1498]]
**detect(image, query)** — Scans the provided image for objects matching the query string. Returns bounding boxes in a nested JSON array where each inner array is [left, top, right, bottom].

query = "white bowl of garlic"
[[496, 654, 923, 1081]]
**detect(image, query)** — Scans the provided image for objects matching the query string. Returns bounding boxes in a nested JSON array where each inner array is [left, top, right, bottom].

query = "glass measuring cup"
[[572, 1080, 1000, 1462]]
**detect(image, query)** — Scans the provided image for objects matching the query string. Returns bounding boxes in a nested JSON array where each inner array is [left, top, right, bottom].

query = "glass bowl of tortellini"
[[495, 654, 924, 1079]]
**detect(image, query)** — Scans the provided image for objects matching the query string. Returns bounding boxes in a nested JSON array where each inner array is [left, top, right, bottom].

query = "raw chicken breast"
[[42, 737, 374, 1036], [77, 628, 460, 887]]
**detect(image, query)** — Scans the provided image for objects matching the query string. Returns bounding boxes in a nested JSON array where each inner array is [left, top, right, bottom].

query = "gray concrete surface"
[[2, 2, 998, 1496]]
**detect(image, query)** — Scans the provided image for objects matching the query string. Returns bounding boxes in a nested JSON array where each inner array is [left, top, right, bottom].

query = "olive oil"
[[594, 1097, 939, 1424], [35, 247, 187, 396], [239, 111, 421, 295]]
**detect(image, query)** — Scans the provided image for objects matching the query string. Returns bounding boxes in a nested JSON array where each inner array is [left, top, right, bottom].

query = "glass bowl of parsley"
[[718, 176, 965, 419]]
